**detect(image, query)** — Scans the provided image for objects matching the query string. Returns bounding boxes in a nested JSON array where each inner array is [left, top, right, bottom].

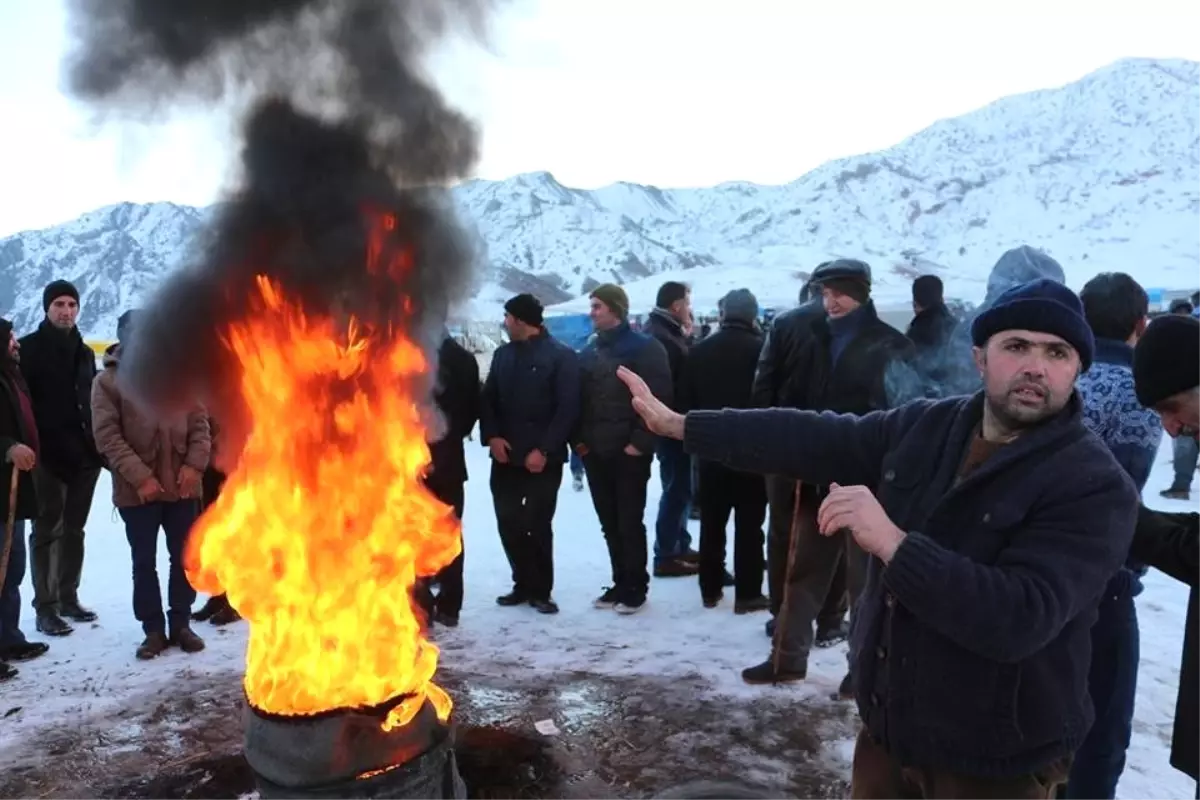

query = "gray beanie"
[[721, 289, 758, 324]]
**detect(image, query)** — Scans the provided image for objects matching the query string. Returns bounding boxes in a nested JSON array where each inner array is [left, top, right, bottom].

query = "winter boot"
[[209, 603, 242, 626], [136, 632, 170, 660], [0, 661, 16, 682], [1161, 487, 1190, 500], [614, 590, 646, 615], [765, 616, 776, 638], [171, 626, 206, 654], [60, 601, 98, 623], [192, 595, 224, 622], [832, 672, 854, 701], [654, 558, 698, 578], [702, 592, 723, 609], [593, 587, 619, 610], [434, 610, 460, 628], [742, 659, 806, 686], [530, 598, 560, 615], [679, 549, 701, 565], [734, 596, 770, 615], [495, 590, 527, 607], [0, 641, 49, 662], [816, 620, 850, 648], [35, 612, 73, 637]]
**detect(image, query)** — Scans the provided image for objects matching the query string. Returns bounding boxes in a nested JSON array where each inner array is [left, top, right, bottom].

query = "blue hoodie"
[[935, 246, 1067, 397]]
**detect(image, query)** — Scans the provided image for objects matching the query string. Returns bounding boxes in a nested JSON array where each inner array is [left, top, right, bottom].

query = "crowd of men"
[[1, 248, 1197, 798]]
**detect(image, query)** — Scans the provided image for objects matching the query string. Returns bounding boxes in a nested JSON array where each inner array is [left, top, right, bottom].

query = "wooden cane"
[[770, 480, 804, 677], [0, 467, 19, 598]]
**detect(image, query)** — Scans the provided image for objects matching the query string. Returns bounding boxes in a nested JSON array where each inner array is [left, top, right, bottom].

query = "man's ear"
[[972, 345, 986, 375]]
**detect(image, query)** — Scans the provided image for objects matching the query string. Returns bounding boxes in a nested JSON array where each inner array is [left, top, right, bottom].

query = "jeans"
[[569, 450, 585, 481], [653, 438, 693, 563], [1171, 435, 1199, 492], [1064, 583, 1139, 799], [0, 520, 28, 646], [119, 501, 200, 636]]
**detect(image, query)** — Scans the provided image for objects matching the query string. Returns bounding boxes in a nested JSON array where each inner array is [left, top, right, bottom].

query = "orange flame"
[[185, 217, 459, 732]]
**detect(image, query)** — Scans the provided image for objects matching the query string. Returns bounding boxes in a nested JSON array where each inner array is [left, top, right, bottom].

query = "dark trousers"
[[423, 477, 466, 616], [770, 483, 867, 672], [850, 728, 1071, 799], [119, 501, 200, 636], [0, 520, 29, 646], [585, 452, 652, 600], [490, 461, 562, 601], [653, 438, 693, 563], [765, 476, 849, 629], [697, 462, 766, 600], [1172, 435, 1199, 492], [1064, 585, 1139, 799], [29, 466, 100, 613]]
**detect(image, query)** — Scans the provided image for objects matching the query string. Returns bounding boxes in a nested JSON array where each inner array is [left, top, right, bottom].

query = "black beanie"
[[971, 278, 1095, 371], [504, 293, 544, 327], [1134, 314, 1199, 408], [43, 279, 80, 312]]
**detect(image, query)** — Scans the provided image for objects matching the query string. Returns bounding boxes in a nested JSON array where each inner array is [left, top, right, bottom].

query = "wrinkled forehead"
[[988, 329, 1072, 350]]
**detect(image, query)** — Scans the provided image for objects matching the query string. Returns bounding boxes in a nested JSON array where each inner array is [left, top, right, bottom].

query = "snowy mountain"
[[2, 57, 1197, 338]]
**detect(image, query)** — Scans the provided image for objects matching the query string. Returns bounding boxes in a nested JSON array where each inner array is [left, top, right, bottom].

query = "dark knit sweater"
[[683, 392, 1137, 777]]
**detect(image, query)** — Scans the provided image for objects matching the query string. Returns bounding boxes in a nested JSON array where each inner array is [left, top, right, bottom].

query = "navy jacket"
[[684, 392, 1137, 777], [575, 323, 672, 457], [480, 331, 580, 465]]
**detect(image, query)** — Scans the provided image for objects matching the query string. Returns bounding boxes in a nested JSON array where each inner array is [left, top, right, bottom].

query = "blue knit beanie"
[[970, 278, 1094, 370]]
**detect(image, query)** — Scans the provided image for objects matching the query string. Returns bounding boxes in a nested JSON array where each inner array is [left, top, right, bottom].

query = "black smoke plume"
[[63, 0, 492, 466]]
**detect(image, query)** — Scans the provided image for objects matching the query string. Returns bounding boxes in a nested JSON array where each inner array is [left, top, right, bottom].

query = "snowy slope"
[[0, 430, 1194, 798], [1, 57, 1197, 338]]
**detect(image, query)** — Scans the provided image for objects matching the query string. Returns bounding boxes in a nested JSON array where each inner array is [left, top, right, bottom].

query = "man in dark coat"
[[575, 283, 672, 615], [18, 279, 105, 636], [0, 318, 49, 681], [620, 279, 1139, 797], [1066, 273, 1163, 799], [906, 274, 957, 394], [745, 259, 915, 688], [642, 280, 698, 577], [416, 330, 481, 628], [1130, 313, 1199, 791], [750, 270, 851, 642], [481, 294, 579, 615], [678, 289, 769, 611]]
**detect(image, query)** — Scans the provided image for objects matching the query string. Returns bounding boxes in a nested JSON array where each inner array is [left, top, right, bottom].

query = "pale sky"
[[1, 0, 1198, 238]]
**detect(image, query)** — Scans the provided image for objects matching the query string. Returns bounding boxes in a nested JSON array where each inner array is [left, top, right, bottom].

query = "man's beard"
[[985, 381, 1063, 434]]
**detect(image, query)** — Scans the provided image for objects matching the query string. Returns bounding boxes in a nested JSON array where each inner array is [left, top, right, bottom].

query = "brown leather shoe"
[[136, 632, 170, 660], [171, 626, 206, 654]]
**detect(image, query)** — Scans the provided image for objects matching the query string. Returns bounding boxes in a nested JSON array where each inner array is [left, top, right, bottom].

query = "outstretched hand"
[[616, 366, 684, 440]]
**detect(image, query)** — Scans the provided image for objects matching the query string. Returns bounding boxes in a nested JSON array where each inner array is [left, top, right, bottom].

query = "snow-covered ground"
[[1, 428, 1195, 798]]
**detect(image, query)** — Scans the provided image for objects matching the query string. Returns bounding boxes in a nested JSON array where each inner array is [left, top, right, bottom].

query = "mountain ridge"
[[2, 56, 1197, 337]]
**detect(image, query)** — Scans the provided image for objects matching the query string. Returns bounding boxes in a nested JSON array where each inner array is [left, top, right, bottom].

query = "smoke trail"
[[62, 0, 494, 463]]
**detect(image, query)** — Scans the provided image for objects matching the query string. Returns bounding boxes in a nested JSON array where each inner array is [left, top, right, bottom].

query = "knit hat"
[[503, 293, 544, 327], [590, 283, 629, 320], [721, 289, 758, 324], [970, 278, 1095, 370], [1133, 314, 1199, 408], [43, 279, 80, 312], [912, 275, 944, 309]]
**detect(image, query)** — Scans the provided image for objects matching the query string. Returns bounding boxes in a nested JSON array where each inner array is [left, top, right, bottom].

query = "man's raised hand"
[[616, 366, 684, 440]]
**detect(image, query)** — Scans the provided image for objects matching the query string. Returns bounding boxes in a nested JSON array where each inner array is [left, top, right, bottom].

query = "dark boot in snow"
[[742, 659, 805, 686], [734, 596, 770, 615], [136, 632, 170, 660], [1160, 487, 1190, 500], [722, 570, 736, 588], [0, 641, 49, 662], [530, 598, 560, 615], [209, 598, 242, 626], [496, 590, 527, 607], [60, 601, 98, 623], [192, 595, 224, 622], [593, 587, 619, 610], [816, 620, 850, 648], [171, 626, 206, 654], [653, 558, 698, 578], [434, 610, 459, 628], [832, 672, 854, 701], [35, 612, 73, 637], [0, 661, 16, 682], [702, 592, 723, 609], [765, 616, 776, 638]]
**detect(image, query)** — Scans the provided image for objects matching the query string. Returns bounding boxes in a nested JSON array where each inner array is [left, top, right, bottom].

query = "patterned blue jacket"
[[1076, 337, 1163, 593]]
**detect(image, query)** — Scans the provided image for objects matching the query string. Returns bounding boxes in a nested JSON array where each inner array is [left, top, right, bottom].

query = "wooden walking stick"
[[770, 480, 804, 677], [0, 466, 19, 597]]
